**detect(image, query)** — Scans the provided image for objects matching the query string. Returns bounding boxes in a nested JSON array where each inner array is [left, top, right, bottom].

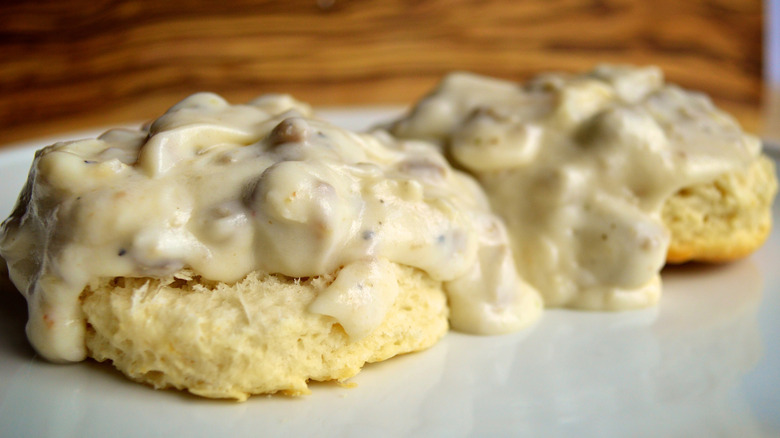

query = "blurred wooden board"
[[0, 0, 762, 145]]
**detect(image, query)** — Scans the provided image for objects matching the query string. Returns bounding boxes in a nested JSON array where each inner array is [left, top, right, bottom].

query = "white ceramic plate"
[[1, 110, 779, 438]]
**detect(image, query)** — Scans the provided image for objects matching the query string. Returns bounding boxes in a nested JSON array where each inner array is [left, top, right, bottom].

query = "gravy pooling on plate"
[[388, 65, 762, 309]]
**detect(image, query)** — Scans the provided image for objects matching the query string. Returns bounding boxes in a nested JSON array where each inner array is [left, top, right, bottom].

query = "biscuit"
[[384, 65, 776, 309], [664, 154, 777, 263], [1, 92, 541, 399], [82, 264, 448, 401]]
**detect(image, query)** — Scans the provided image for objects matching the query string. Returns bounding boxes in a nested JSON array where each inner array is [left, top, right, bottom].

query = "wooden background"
[[0, 0, 764, 146]]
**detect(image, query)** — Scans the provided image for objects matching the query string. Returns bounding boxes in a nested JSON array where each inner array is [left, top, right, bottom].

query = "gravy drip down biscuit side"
[[0, 93, 541, 364], [387, 65, 767, 310]]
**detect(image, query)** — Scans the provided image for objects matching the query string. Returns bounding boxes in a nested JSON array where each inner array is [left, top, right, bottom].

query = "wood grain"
[[0, 0, 763, 146]]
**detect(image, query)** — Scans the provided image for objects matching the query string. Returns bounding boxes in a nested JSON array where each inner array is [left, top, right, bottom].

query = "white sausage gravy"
[[388, 65, 761, 310], [0, 93, 542, 362]]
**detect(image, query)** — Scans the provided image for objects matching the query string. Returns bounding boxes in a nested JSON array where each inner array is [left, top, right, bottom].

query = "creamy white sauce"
[[0, 92, 541, 362], [389, 65, 761, 309]]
